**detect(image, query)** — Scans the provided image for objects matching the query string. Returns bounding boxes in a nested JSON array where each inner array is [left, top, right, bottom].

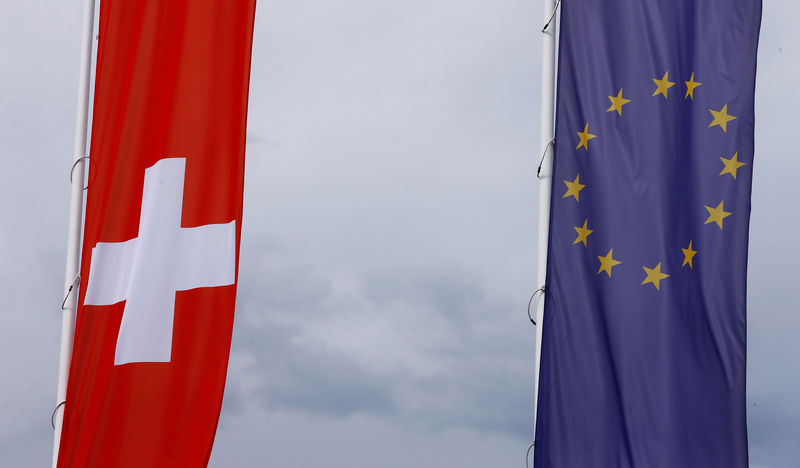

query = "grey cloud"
[[227, 247, 534, 438], [227, 315, 397, 418]]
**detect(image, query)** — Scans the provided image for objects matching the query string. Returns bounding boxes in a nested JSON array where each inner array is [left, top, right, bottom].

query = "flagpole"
[[52, 0, 97, 465], [532, 0, 558, 451]]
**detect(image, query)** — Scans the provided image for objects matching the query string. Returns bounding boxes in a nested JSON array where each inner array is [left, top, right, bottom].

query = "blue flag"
[[534, 1, 762, 467]]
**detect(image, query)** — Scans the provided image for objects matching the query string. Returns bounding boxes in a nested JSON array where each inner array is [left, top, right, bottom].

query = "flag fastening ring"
[[525, 441, 536, 468], [528, 287, 545, 325], [542, 0, 562, 33], [51, 401, 66, 429], [69, 156, 91, 190], [61, 274, 81, 310], [537, 139, 555, 179]]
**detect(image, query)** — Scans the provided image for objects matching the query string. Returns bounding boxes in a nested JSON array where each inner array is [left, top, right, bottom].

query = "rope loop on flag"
[[525, 441, 536, 468], [542, 0, 562, 33], [537, 139, 555, 179], [527, 287, 545, 325], [61, 274, 81, 310], [69, 156, 91, 190], [51, 401, 66, 429]]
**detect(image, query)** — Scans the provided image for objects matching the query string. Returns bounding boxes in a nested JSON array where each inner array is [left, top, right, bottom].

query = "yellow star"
[[704, 201, 732, 229], [606, 89, 631, 116], [708, 104, 737, 132], [652, 72, 675, 99], [562, 174, 586, 201], [719, 152, 746, 179], [576, 123, 597, 151], [682, 240, 698, 268], [572, 219, 593, 247], [685, 72, 702, 99], [597, 249, 622, 277], [641, 262, 669, 290]]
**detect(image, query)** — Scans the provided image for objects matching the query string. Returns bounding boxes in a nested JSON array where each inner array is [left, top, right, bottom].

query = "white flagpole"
[[52, 0, 97, 465], [532, 0, 559, 450]]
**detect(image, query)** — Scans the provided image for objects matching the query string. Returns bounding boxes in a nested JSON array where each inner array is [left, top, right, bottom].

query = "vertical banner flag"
[[535, 1, 761, 467], [58, 1, 256, 466]]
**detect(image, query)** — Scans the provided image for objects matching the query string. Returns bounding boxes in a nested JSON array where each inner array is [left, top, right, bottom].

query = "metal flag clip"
[[525, 441, 536, 468], [51, 401, 66, 429], [537, 138, 555, 179], [528, 287, 545, 325], [542, 0, 562, 33], [61, 274, 81, 310], [69, 156, 91, 190]]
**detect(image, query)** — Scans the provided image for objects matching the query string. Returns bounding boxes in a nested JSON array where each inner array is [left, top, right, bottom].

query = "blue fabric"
[[534, 1, 762, 467]]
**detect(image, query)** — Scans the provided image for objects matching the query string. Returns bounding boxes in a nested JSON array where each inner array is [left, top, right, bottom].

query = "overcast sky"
[[1, 1, 798, 467]]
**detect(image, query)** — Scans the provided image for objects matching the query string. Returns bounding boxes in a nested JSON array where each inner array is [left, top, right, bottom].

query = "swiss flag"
[[57, 1, 256, 466]]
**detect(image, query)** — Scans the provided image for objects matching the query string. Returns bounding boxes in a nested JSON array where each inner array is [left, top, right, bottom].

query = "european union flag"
[[534, 1, 762, 467]]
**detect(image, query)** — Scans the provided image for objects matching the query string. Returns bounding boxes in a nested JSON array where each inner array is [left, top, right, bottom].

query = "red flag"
[[58, 1, 256, 466]]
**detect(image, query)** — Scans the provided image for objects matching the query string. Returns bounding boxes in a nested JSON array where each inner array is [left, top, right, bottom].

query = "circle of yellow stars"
[[562, 70, 745, 291]]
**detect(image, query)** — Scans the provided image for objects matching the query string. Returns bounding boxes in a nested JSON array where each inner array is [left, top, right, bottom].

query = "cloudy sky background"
[[1, 1, 798, 467]]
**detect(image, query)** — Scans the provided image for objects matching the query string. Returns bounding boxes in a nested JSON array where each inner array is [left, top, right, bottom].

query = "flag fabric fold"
[[58, 1, 256, 466], [534, 1, 761, 467]]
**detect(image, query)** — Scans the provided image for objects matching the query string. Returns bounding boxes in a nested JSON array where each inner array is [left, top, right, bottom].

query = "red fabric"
[[58, 1, 256, 466]]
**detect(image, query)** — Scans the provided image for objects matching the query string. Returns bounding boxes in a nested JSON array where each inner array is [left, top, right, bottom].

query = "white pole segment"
[[532, 0, 558, 448], [52, 0, 97, 465]]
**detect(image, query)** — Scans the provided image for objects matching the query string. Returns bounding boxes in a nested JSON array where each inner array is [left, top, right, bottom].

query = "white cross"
[[83, 158, 236, 365]]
